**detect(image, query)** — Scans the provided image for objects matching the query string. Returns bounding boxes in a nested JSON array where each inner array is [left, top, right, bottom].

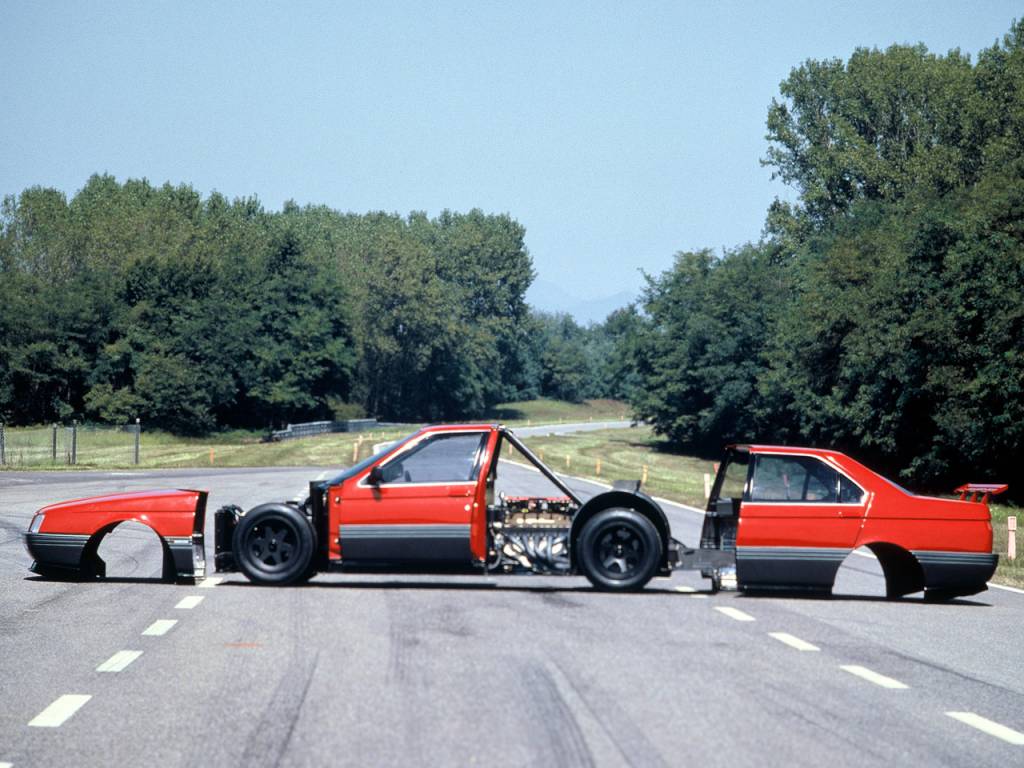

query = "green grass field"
[[485, 398, 632, 425], [518, 426, 713, 508], [0, 399, 631, 471]]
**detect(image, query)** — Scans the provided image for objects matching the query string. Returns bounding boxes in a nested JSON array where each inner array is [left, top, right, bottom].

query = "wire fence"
[[0, 421, 141, 467]]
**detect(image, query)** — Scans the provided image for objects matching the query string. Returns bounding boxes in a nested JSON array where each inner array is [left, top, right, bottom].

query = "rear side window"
[[749, 455, 862, 504]]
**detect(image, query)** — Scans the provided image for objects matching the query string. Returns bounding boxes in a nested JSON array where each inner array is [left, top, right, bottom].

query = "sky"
[[1, 1, 1020, 318]]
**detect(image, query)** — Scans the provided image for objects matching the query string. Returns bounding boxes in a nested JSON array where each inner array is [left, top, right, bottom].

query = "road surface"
[[1, 453, 1022, 765]]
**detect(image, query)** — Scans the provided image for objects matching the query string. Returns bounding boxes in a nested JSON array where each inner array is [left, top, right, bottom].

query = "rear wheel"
[[233, 504, 315, 586], [578, 508, 661, 591]]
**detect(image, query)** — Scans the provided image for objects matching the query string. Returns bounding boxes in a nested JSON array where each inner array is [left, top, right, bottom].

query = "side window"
[[378, 433, 487, 484], [838, 474, 865, 504], [716, 452, 750, 501], [750, 455, 840, 503]]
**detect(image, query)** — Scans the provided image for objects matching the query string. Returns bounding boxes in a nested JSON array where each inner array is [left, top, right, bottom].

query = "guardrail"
[[270, 418, 379, 442]]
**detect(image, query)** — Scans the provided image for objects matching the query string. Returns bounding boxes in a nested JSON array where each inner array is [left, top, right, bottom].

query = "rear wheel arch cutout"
[[570, 492, 670, 570], [864, 542, 925, 599]]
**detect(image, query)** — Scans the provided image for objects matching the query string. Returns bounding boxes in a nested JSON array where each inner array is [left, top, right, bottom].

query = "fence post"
[[641, 464, 649, 486], [51, 423, 57, 462], [595, 458, 601, 477], [704, 473, 711, 499], [1009, 516, 1017, 562], [134, 418, 141, 465], [0, 423, 5, 466], [71, 420, 78, 465]]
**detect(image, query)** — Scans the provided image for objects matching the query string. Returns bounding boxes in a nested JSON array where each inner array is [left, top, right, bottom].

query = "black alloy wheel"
[[578, 508, 661, 591], [233, 504, 315, 585]]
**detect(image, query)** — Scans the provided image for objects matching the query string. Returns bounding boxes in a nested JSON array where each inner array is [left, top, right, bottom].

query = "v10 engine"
[[488, 496, 575, 574]]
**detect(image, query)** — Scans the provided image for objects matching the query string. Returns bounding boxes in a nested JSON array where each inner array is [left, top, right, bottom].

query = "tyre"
[[577, 508, 662, 591], [232, 504, 315, 586]]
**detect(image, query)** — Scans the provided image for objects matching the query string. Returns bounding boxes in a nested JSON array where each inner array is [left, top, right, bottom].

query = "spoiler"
[[955, 483, 1008, 503]]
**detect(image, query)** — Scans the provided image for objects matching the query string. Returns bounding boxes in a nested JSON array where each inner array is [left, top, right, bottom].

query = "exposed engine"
[[488, 495, 576, 574]]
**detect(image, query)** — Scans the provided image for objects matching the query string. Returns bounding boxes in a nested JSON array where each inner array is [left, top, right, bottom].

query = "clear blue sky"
[[2, 1, 1019, 309]]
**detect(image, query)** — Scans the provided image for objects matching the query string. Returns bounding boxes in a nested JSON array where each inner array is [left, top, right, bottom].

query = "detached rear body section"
[[24, 489, 207, 582], [703, 446, 1001, 599]]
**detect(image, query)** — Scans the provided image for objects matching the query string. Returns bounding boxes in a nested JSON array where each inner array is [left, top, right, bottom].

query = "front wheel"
[[232, 504, 315, 586], [577, 508, 662, 591]]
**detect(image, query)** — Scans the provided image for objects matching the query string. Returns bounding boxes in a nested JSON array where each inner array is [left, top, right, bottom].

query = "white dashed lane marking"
[[142, 619, 177, 636], [840, 665, 908, 689], [1, 761, 13, 767], [96, 650, 143, 673], [672, 585, 707, 598], [28, 695, 91, 727], [175, 595, 205, 609], [198, 577, 222, 589], [946, 712, 1024, 745], [768, 632, 820, 651], [714, 606, 755, 622]]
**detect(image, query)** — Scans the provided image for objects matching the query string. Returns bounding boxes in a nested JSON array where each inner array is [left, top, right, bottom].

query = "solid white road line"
[[175, 595, 205, 609], [674, 585, 696, 592], [0, 761, 13, 767], [198, 577, 223, 588], [769, 632, 820, 651], [96, 650, 143, 673], [142, 619, 177, 636], [714, 606, 755, 622], [28, 695, 92, 727], [988, 582, 1024, 595], [946, 712, 1024, 745], [840, 665, 908, 689]]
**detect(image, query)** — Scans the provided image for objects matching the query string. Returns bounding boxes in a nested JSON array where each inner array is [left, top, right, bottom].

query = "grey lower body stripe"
[[912, 550, 996, 565], [342, 525, 470, 539], [737, 547, 848, 561]]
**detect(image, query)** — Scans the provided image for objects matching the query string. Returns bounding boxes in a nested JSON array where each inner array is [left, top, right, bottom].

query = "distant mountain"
[[526, 280, 637, 325]]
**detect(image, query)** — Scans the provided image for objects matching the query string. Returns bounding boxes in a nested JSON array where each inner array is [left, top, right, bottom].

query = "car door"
[[336, 430, 490, 564], [736, 453, 866, 590]]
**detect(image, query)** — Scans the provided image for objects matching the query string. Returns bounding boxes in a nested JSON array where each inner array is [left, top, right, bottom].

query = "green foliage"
[[633, 19, 1024, 495], [0, 177, 536, 432]]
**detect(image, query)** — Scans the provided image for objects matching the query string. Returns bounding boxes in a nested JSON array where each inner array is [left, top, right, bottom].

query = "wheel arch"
[[570, 490, 670, 571], [80, 518, 181, 580], [862, 541, 925, 599]]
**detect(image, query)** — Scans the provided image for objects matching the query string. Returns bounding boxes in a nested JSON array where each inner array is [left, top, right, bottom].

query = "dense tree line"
[[0, 179, 540, 432], [631, 20, 1024, 491]]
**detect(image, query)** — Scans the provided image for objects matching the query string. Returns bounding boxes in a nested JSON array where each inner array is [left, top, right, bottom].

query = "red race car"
[[23, 426, 1004, 599]]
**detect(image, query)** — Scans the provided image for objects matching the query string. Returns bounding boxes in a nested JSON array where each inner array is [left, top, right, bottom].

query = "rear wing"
[[955, 483, 1008, 503]]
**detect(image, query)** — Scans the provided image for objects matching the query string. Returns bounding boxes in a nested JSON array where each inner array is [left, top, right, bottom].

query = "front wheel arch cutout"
[[80, 520, 180, 581], [569, 491, 670, 572], [865, 542, 925, 599]]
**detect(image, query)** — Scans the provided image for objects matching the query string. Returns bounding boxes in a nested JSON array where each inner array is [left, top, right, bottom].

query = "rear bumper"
[[914, 550, 998, 596]]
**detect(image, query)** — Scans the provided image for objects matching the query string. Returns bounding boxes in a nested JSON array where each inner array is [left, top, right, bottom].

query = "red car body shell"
[[24, 489, 207, 581], [729, 445, 997, 595]]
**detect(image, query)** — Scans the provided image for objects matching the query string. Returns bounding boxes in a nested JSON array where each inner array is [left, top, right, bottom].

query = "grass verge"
[[486, 398, 631, 426], [519, 426, 714, 509]]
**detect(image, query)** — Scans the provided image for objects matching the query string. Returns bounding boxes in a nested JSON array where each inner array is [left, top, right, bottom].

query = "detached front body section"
[[24, 489, 207, 582], [706, 446, 999, 598]]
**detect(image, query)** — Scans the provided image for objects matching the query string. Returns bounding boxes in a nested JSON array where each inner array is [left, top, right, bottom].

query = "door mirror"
[[367, 465, 384, 485]]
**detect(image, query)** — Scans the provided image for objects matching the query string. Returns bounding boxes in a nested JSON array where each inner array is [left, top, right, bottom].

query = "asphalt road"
[[1, 452, 1023, 766]]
